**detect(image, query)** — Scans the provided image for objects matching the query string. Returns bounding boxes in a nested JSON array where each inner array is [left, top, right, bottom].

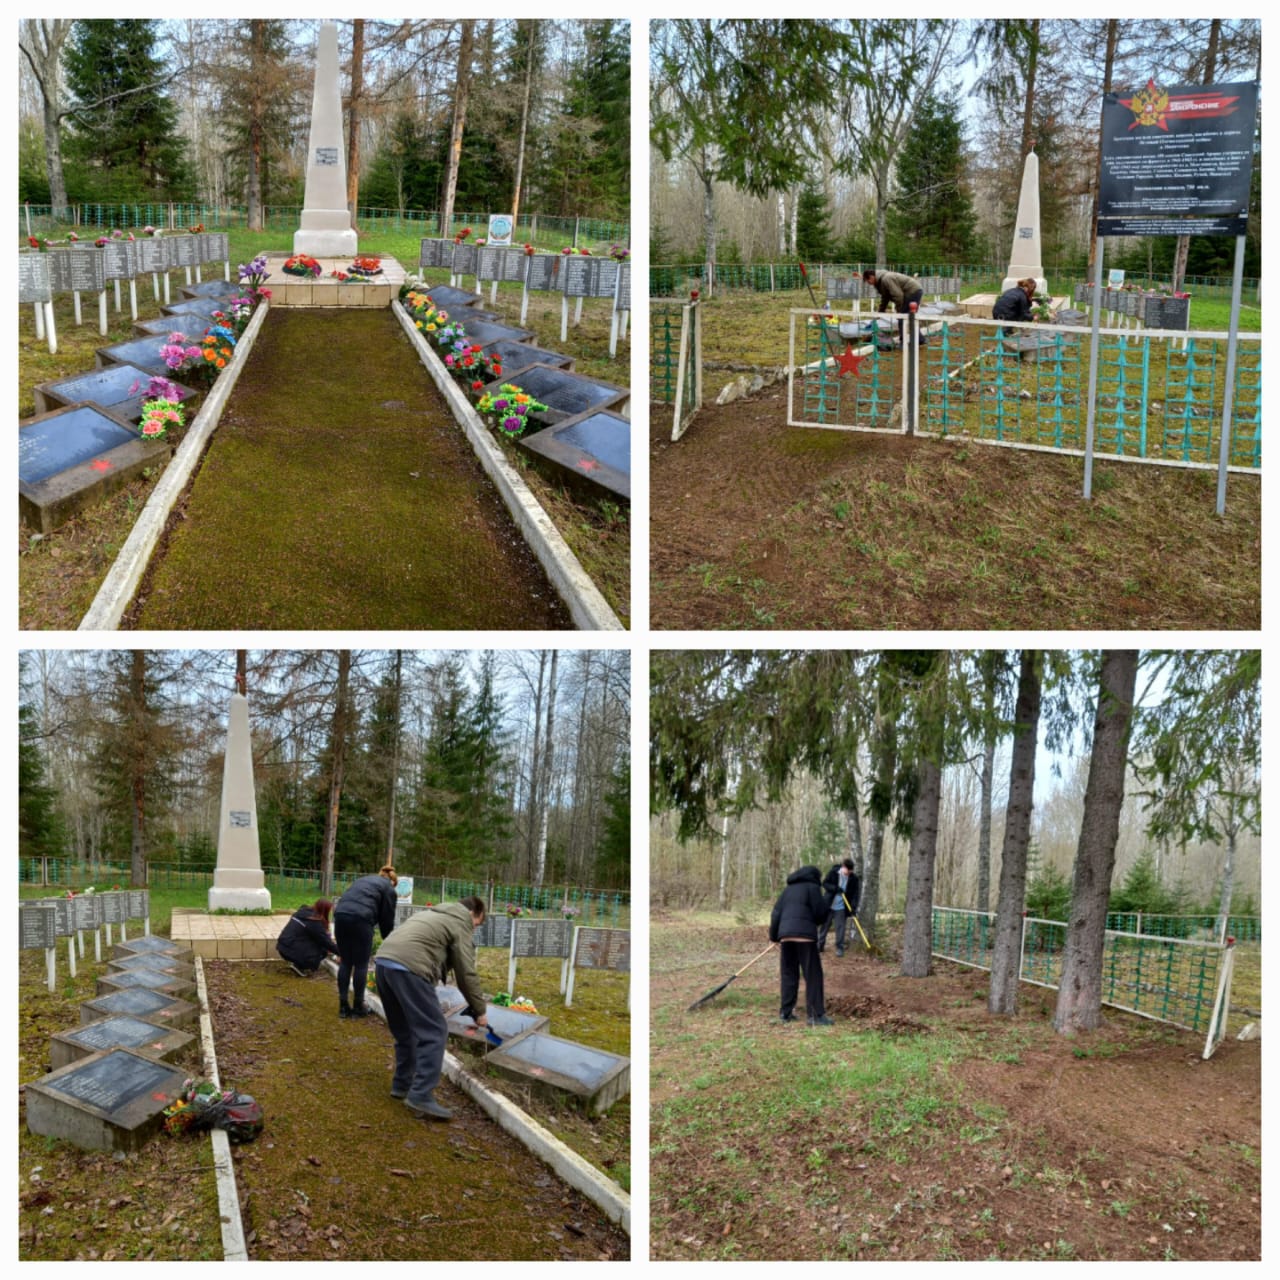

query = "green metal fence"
[[18, 858, 628, 926], [932, 907, 1231, 1035], [20, 204, 628, 247], [651, 261, 1261, 303], [651, 298, 702, 439], [793, 310, 902, 430], [1104, 913, 1261, 943]]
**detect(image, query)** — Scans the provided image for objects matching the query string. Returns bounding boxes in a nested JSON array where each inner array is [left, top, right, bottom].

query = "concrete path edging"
[[391, 300, 625, 632], [193, 956, 250, 1262], [324, 958, 631, 1234], [78, 301, 271, 631]]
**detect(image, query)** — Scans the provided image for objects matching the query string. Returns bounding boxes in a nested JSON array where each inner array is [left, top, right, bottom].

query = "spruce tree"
[[63, 19, 191, 200], [794, 183, 834, 262]]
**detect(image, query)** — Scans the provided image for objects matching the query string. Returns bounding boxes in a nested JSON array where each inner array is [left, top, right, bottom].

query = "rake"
[[687, 943, 776, 1011]]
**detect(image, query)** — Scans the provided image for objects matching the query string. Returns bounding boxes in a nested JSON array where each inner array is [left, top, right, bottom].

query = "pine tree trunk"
[[718, 812, 730, 911], [901, 654, 949, 978], [1053, 651, 1139, 1033], [511, 20, 536, 223], [845, 808, 864, 874], [247, 21, 265, 232], [128, 651, 147, 886], [440, 20, 476, 238], [977, 652, 998, 913], [319, 650, 352, 898], [386, 650, 402, 863], [20, 21, 74, 213], [1215, 822, 1236, 945], [989, 650, 1042, 1015], [533, 650, 558, 888]]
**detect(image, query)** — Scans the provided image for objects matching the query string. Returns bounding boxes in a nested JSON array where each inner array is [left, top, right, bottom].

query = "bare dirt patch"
[[651, 916, 1260, 1261], [650, 393, 1260, 630]]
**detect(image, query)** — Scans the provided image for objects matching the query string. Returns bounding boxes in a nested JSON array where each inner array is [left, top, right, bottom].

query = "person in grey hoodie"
[[373, 897, 489, 1121], [768, 865, 833, 1026]]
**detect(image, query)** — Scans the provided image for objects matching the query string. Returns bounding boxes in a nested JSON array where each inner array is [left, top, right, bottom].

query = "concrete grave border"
[[391, 300, 624, 631], [79, 300, 270, 630], [323, 957, 631, 1234]]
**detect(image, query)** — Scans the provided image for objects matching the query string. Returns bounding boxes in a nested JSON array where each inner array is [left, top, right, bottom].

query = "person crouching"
[[276, 899, 339, 976], [373, 896, 490, 1121], [769, 866, 833, 1026]]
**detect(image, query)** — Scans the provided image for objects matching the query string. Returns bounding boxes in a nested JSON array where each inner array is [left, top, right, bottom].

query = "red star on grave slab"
[[837, 344, 866, 378], [90, 459, 113, 472], [577, 458, 600, 472]]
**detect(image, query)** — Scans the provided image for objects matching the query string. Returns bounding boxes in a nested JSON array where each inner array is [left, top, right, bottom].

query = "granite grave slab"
[[483, 341, 573, 374], [20, 403, 170, 534], [49, 1015, 195, 1071], [182, 279, 239, 299], [80, 988, 198, 1030], [25, 1048, 187, 1153], [114, 934, 193, 963], [32, 361, 196, 422], [109, 952, 192, 977], [485, 1032, 629, 1115], [484, 364, 628, 427], [96, 969, 196, 1001], [518, 409, 630, 500], [452, 317, 535, 348], [423, 285, 486, 310], [433, 983, 549, 1053], [96, 336, 182, 378]]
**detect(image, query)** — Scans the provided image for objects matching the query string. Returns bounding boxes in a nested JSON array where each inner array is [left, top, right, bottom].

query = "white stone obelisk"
[[208, 692, 272, 912], [1002, 147, 1047, 296], [293, 20, 358, 258]]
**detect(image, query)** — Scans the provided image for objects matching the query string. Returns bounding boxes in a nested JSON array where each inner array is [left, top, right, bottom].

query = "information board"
[[1098, 80, 1259, 236], [572, 927, 630, 971], [19, 254, 52, 303], [20, 904, 58, 950], [511, 917, 573, 959]]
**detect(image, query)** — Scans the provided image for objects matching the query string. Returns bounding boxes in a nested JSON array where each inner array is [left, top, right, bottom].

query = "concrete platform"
[[262, 255, 407, 308], [170, 910, 290, 959]]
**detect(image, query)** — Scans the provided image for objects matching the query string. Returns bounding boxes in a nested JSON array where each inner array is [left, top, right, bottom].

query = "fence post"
[[1136, 911, 1142, 936]]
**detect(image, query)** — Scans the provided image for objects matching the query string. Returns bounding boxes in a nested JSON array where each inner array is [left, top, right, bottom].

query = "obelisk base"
[[294, 227, 358, 257], [208, 886, 273, 912]]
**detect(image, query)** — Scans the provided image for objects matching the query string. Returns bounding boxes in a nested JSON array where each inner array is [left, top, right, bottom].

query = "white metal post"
[[1083, 238, 1106, 499]]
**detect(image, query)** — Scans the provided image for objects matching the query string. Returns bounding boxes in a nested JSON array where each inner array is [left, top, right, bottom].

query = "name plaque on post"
[[73, 895, 102, 931], [511, 918, 573, 959], [451, 243, 478, 275], [20, 904, 58, 950], [476, 246, 504, 281], [136, 240, 170, 274], [19, 255, 52, 303], [525, 254, 560, 293], [499, 248, 529, 283], [49, 249, 107, 294], [419, 239, 451, 269], [101, 240, 140, 281], [573, 927, 630, 971], [128, 890, 149, 920], [1141, 295, 1191, 330], [100, 891, 127, 926], [170, 235, 201, 268], [199, 232, 229, 263], [562, 258, 619, 299], [615, 264, 631, 311], [473, 915, 513, 948]]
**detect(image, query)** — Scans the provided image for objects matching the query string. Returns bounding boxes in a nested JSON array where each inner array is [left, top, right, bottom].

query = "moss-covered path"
[[129, 309, 570, 629], [208, 960, 628, 1260]]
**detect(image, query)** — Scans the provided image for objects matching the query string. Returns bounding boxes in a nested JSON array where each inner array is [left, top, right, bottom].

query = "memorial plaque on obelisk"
[[293, 21, 358, 258], [208, 691, 271, 911]]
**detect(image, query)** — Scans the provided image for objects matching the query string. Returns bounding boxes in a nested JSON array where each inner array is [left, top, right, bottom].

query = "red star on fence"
[[837, 344, 867, 378]]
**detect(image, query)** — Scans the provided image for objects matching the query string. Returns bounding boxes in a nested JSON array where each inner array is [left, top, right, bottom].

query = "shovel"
[[841, 894, 876, 955], [484, 1026, 504, 1047], [688, 943, 776, 1011]]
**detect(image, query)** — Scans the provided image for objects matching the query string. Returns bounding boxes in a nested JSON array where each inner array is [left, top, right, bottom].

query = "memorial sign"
[[19, 254, 53, 303], [1141, 294, 1191, 330], [170, 234, 201, 268], [476, 246, 504, 281], [20, 904, 58, 950], [100, 892, 127, 926], [572, 927, 630, 971], [19, 405, 139, 487], [419, 238, 451, 269], [128, 890, 149, 920], [498, 248, 529, 283], [511, 918, 574, 958], [525, 255, 560, 293], [487, 213, 515, 246], [474, 915, 513, 948], [72, 895, 101, 932], [200, 232, 230, 263], [562, 257, 619, 299], [452, 243, 478, 276], [615, 264, 631, 312], [36, 897, 75, 936], [101, 240, 140, 281], [48, 249, 106, 295], [487, 364, 628, 424], [1098, 80, 1259, 236], [136, 238, 171, 275]]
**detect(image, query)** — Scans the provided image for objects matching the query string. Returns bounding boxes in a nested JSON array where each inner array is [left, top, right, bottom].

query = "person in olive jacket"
[[768, 865, 833, 1026], [373, 897, 490, 1121], [332, 865, 399, 1019], [276, 899, 339, 975]]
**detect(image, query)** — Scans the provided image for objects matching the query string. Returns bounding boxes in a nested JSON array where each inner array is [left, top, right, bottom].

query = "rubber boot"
[[338, 998, 351, 1019]]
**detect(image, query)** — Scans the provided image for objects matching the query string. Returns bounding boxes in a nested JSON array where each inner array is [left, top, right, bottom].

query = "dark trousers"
[[334, 912, 374, 1008], [779, 940, 825, 1020], [375, 964, 449, 1105], [818, 907, 848, 953]]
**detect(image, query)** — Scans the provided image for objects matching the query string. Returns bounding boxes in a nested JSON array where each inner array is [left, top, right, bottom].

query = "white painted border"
[[78, 300, 271, 630], [193, 956, 249, 1262], [391, 299, 624, 631]]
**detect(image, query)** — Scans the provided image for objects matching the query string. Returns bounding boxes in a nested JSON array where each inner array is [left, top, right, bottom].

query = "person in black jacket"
[[768, 865, 833, 1026], [276, 899, 339, 975], [818, 859, 860, 957], [992, 278, 1037, 334], [333, 865, 399, 1019]]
